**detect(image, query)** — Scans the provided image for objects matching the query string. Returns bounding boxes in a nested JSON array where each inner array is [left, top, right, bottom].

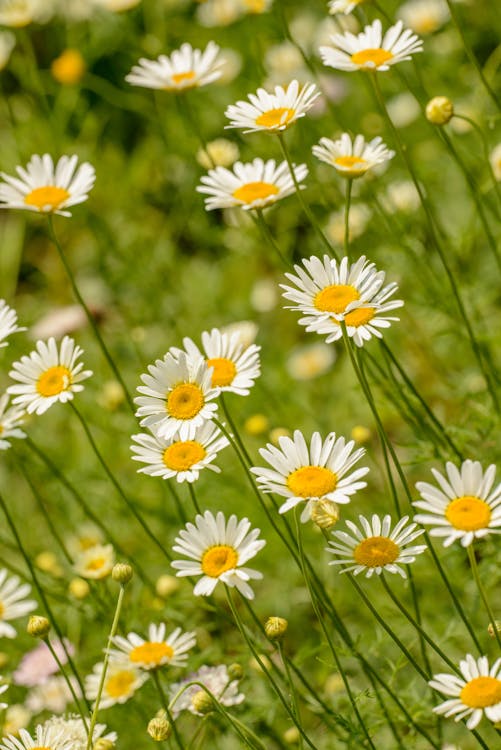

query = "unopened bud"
[[227, 663, 243, 681], [311, 499, 340, 530], [112, 563, 133, 585], [488, 621, 501, 638], [69, 578, 90, 599], [147, 715, 172, 741], [93, 740, 115, 750], [27, 615, 51, 638], [191, 690, 215, 715], [155, 574, 180, 598], [283, 726, 300, 744], [425, 96, 453, 125], [265, 616, 288, 641]]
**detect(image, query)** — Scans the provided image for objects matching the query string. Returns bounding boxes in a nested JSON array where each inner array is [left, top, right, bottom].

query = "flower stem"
[[187, 483, 202, 515], [153, 670, 186, 750], [467, 544, 501, 651], [45, 637, 89, 735], [277, 642, 304, 750], [344, 178, 353, 261], [252, 209, 289, 267]]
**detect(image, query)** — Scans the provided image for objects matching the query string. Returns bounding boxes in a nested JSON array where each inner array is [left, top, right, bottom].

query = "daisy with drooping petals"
[[0, 569, 36, 638], [175, 328, 261, 395], [430, 655, 501, 729], [42, 715, 116, 750], [73, 544, 115, 580], [197, 158, 308, 211], [7, 336, 92, 415], [85, 659, 148, 708], [312, 133, 395, 178], [413, 460, 501, 547], [109, 623, 196, 671], [328, 0, 365, 14], [0, 394, 26, 451], [0, 724, 73, 750], [131, 421, 229, 483], [0, 155, 95, 217], [320, 19, 423, 72], [0, 300, 25, 347], [251, 430, 369, 522], [172, 511, 266, 599], [224, 80, 320, 134], [125, 42, 225, 91], [170, 664, 245, 717], [135, 351, 219, 441], [327, 514, 426, 577]]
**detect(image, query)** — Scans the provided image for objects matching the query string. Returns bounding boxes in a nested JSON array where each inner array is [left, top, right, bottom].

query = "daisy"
[[429, 655, 501, 729], [171, 511, 266, 599], [0, 394, 26, 451], [174, 328, 261, 395], [0, 154, 95, 217], [312, 133, 395, 178], [73, 544, 115, 580], [85, 659, 148, 708], [0, 569, 36, 638], [328, 0, 365, 14], [319, 19, 423, 72], [197, 158, 308, 211], [42, 715, 116, 750], [398, 0, 449, 36], [327, 514, 426, 577], [170, 664, 245, 717], [125, 42, 225, 91], [7, 336, 92, 415], [224, 80, 320, 134], [0, 725, 73, 750], [251, 430, 368, 522], [131, 422, 229, 483], [0, 300, 25, 347], [135, 351, 219, 441], [413, 460, 501, 547], [108, 623, 196, 671]]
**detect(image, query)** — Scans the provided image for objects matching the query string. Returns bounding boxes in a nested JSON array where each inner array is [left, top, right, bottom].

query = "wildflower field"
[[0, 0, 501, 748]]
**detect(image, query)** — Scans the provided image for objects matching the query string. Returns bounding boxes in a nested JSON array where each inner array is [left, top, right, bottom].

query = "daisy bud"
[[265, 616, 288, 641], [27, 615, 51, 638], [283, 727, 300, 744], [488, 621, 501, 638], [112, 563, 133, 585], [227, 663, 244, 681], [425, 96, 454, 125], [269, 427, 291, 446], [51, 49, 86, 86], [351, 425, 371, 444], [68, 577, 90, 599], [191, 689, 215, 715], [147, 716, 172, 741], [244, 414, 269, 436], [93, 741, 115, 750], [311, 499, 340, 530], [155, 574, 180, 598]]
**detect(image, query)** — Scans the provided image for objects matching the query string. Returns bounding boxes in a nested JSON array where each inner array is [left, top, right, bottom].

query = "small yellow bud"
[[283, 726, 300, 744], [27, 615, 51, 638], [51, 49, 86, 86], [147, 715, 172, 741], [97, 381, 125, 412], [425, 96, 454, 125], [155, 574, 180, 598], [35, 551, 63, 577], [191, 689, 215, 715], [112, 563, 133, 585], [68, 578, 90, 599], [227, 663, 244, 681], [310, 499, 340, 530], [0, 652, 9, 669], [269, 427, 291, 446], [244, 414, 269, 437], [351, 425, 371, 444], [488, 621, 501, 638], [93, 740, 115, 750], [265, 616, 288, 641]]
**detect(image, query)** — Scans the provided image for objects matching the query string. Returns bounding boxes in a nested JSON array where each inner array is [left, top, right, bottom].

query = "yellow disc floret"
[[233, 182, 280, 204], [255, 107, 295, 129], [129, 642, 174, 666], [353, 536, 400, 567], [166, 383, 204, 419], [445, 496, 492, 532], [287, 466, 337, 498], [206, 357, 237, 387], [351, 48, 394, 68], [460, 677, 501, 709], [314, 284, 360, 314], [201, 545, 239, 577], [36, 365, 72, 397], [163, 441, 206, 471]]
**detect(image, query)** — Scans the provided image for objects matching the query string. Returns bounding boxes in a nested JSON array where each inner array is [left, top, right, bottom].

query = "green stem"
[[187, 483, 202, 515], [153, 670, 186, 750], [220, 393, 254, 466], [252, 210, 289, 267], [467, 544, 501, 651], [344, 178, 353, 261], [277, 642, 304, 750], [452, 113, 501, 213], [45, 637, 89, 734]]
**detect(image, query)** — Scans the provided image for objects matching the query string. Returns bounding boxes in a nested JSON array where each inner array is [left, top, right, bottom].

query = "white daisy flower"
[[0, 569, 36, 638], [251, 430, 369, 522], [174, 328, 261, 396], [131, 422, 229, 483], [170, 664, 245, 717], [398, 0, 449, 36], [108, 623, 196, 671], [320, 19, 423, 72], [171, 511, 266, 600], [0, 724, 73, 750], [413, 460, 501, 547], [312, 133, 395, 178], [327, 514, 427, 577], [328, 0, 365, 14], [0, 155, 95, 217], [0, 300, 25, 347], [0, 0, 50, 28], [85, 659, 148, 708], [430, 655, 501, 729], [224, 80, 320, 134], [7, 336, 92, 415], [135, 351, 219, 441], [73, 544, 115, 580], [0, 394, 26, 451], [42, 715, 116, 750], [197, 158, 308, 211], [125, 41, 225, 91]]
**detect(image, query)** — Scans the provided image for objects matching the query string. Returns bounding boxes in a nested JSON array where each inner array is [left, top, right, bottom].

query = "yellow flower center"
[[233, 181, 280, 205], [166, 383, 205, 420], [171, 70, 196, 86], [460, 677, 501, 709], [334, 155, 368, 171], [287, 466, 337, 498], [129, 641, 174, 666], [206, 357, 237, 387], [0, 602, 4, 618], [315, 284, 360, 314], [445, 496, 492, 531], [85, 557, 106, 572], [36, 365, 72, 397], [163, 441, 206, 471], [105, 670, 136, 698], [351, 48, 394, 68], [353, 536, 400, 567], [255, 107, 296, 129], [342, 307, 376, 327], [51, 49, 86, 85], [32, 747, 51, 750], [24, 186, 70, 211], [201, 545, 239, 577]]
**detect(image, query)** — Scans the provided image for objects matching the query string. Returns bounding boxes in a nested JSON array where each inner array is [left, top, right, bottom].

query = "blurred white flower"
[[286, 342, 336, 380]]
